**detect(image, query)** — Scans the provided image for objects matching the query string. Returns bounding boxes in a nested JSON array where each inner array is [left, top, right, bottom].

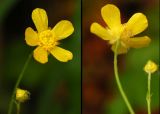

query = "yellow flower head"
[[144, 60, 158, 74], [16, 88, 30, 103], [25, 8, 74, 63], [90, 4, 151, 54]]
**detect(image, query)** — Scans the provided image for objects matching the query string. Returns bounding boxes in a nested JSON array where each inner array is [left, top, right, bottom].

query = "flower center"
[[108, 25, 124, 44], [39, 30, 57, 50], [121, 29, 132, 39], [120, 26, 133, 48]]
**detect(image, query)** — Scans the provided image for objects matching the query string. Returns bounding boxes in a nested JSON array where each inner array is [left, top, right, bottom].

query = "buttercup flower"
[[144, 60, 158, 74], [25, 8, 74, 63], [16, 88, 30, 103], [90, 4, 151, 54]]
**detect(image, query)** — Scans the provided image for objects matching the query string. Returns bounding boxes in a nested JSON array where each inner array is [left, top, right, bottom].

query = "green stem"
[[114, 41, 135, 114], [146, 73, 151, 114], [16, 102, 20, 114], [7, 53, 32, 114]]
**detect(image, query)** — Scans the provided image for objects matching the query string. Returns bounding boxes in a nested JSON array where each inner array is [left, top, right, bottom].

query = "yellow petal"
[[33, 47, 48, 64], [32, 8, 48, 32], [90, 22, 113, 40], [50, 46, 73, 62], [125, 13, 148, 36], [101, 4, 121, 30], [127, 36, 151, 48], [52, 20, 74, 40], [111, 43, 128, 54], [25, 27, 39, 46]]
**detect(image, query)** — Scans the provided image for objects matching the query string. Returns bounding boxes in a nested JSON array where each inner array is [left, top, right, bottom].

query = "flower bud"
[[16, 88, 30, 103], [144, 60, 158, 74]]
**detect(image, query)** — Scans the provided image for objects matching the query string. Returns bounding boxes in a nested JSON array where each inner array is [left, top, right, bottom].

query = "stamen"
[[39, 30, 57, 50]]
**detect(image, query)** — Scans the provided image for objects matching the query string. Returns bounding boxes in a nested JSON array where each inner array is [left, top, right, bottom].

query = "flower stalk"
[[146, 72, 151, 114], [8, 53, 32, 114], [114, 40, 135, 114], [16, 102, 20, 114]]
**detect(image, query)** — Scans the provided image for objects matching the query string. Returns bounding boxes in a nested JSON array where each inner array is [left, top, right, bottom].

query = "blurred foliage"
[[0, 0, 19, 23]]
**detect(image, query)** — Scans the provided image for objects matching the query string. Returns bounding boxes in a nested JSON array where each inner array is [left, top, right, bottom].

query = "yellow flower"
[[16, 88, 30, 103], [144, 60, 158, 74], [25, 8, 74, 63], [90, 4, 151, 54]]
